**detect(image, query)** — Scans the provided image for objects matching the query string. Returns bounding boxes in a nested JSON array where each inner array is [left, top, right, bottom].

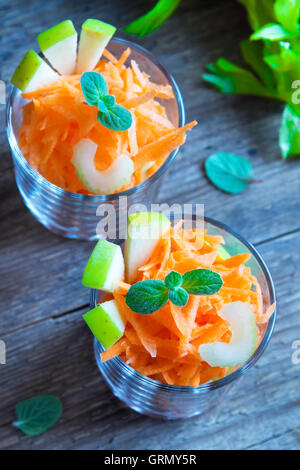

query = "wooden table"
[[1, 0, 300, 450]]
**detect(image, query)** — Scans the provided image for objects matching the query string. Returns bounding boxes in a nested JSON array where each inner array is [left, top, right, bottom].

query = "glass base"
[[94, 339, 232, 420]]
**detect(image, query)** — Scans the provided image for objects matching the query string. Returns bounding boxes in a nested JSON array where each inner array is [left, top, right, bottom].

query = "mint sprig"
[[126, 269, 223, 315], [80, 72, 132, 132]]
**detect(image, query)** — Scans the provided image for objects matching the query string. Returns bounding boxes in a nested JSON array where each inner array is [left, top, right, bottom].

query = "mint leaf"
[[13, 395, 62, 436], [279, 104, 300, 158], [182, 269, 223, 295], [164, 271, 182, 289], [250, 23, 297, 41], [124, 0, 181, 38], [98, 100, 108, 113], [98, 95, 117, 113], [205, 153, 257, 194], [168, 287, 188, 307], [98, 104, 132, 132], [103, 95, 116, 107], [126, 280, 168, 314], [81, 72, 108, 106]]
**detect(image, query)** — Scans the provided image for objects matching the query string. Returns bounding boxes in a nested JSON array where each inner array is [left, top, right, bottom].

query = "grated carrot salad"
[[18, 48, 196, 194], [101, 224, 275, 386]]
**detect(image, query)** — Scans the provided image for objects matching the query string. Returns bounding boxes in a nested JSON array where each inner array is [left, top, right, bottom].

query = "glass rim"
[[6, 37, 185, 202], [91, 215, 277, 393]]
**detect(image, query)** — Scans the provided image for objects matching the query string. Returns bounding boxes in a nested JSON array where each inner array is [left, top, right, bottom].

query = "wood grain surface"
[[0, 0, 299, 450]]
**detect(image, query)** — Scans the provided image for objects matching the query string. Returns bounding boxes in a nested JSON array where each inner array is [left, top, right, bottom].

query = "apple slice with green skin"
[[125, 212, 171, 283], [215, 244, 230, 263], [72, 138, 134, 194], [76, 19, 116, 74], [11, 50, 59, 92], [37, 20, 77, 75], [198, 301, 258, 367], [82, 239, 124, 292], [83, 300, 125, 349]]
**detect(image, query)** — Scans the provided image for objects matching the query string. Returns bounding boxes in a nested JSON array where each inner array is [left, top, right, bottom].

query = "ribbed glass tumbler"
[[6, 38, 185, 240], [92, 216, 276, 420]]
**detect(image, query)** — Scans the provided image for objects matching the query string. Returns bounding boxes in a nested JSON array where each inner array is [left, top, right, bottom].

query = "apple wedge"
[[215, 244, 230, 263], [37, 20, 77, 75], [125, 212, 171, 283], [72, 138, 133, 194], [83, 300, 125, 349], [82, 239, 124, 292], [11, 49, 59, 92], [198, 301, 258, 367], [76, 19, 116, 74]]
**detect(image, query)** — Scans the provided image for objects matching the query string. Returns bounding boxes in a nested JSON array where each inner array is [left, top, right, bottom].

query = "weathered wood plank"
[[0, 230, 299, 450], [248, 428, 300, 450]]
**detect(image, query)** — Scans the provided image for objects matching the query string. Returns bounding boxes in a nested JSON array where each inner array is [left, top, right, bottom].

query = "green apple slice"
[[11, 49, 59, 92], [83, 300, 125, 349], [76, 19, 116, 73], [82, 239, 124, 292], [125, 212, 171, 283], [216, 244, 230, 261], [72, 138, 133, 194], [37, 20, 77, 75], [198, 301, 258, 368]]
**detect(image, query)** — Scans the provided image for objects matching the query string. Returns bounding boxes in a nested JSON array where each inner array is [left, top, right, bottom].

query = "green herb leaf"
[[98, 100, 108, 113], [97, 104, 132, 131], [240, 39, 277, 92], [279, 104, 300, 158], [182, 269, 223, 295], [164, 270, 182, 289], [205, 153, 257, 194], [80, 72, 131, 132], [203, 58, 274, 98], [168, 287, 188, 307], [81, 72, 108, 106], [126, 280, 168, 314], [204, 0, 300, 157], [126, 268, 223, 314], [13, 395, 62, 436], [124, 0, 181, 37], [274, 0, 300, 33], [97, 95, 117, 113], [103, 94, 116, 107], [238, 0, 275, 31], [264, 43, 300, 72], [251, 23, 298, 41]]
